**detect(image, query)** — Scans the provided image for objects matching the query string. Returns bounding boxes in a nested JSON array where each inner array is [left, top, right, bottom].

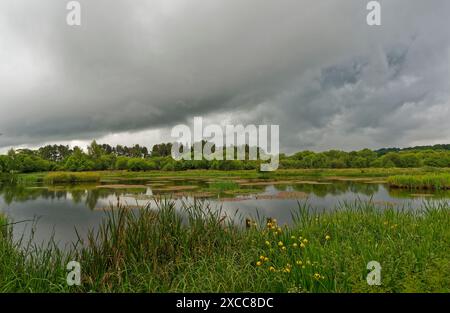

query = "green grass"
[[15, 167, 450, 185], [43, 172, 101, 184], [1, 199, 449, 292], [0, 213, 7, 240], [388, 174, 450, 190], [207, 181, 240, 191]]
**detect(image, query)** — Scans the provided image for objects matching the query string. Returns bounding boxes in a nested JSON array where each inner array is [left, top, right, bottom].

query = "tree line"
[[1, 141, 450, 173]]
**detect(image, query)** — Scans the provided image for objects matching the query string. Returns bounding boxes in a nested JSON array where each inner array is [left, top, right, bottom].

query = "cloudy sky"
[[0, 0, 449, 154]]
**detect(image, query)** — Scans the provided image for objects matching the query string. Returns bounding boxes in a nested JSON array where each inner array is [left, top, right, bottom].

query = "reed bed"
[[0, 200, 449, 292], [387, 174, 450, 190], [43, 172, 101, 184]]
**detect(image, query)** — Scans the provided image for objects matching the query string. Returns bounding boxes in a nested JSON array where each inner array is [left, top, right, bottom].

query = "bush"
[[43, 172, 100, 184], [115, 157, 129, 170], [127, 158, 153, 171]]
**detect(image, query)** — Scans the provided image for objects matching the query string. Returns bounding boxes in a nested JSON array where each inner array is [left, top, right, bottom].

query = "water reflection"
[[1, 180, 450, 249]]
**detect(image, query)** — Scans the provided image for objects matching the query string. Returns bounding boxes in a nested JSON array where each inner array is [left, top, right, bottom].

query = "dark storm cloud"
[[0, 0, 449, 152]]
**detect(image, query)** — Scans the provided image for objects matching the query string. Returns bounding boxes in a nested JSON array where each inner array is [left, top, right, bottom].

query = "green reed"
[[0, 199, 449, 292]]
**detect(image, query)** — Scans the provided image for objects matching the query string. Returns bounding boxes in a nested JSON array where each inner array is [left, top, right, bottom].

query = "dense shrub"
[[43, 172, 101, 184]]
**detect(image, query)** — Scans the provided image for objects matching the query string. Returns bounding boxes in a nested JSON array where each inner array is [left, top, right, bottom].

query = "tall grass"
[[387, 174, 450, 190], [0, 213, 7, 239], [1, 200, 449, 292], [0, 214, 69, 292], [208, 181, 240, 191], [43, 172, 101, 184]]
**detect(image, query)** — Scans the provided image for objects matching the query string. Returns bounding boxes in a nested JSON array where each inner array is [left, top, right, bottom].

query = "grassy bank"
[[1, 200, 449, 292], [43, 172, 101, 184], [388, 174, 450, 190], [16, 167, 450, 185]]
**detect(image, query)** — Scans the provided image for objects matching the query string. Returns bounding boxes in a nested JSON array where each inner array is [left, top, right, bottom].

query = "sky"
[[0, 0, 449, 154]]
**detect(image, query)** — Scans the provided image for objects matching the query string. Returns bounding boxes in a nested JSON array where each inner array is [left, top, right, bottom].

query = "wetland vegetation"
[[2, 141, 450, 175], [2, 142, 450, 292], [0, 199, 449, 292]]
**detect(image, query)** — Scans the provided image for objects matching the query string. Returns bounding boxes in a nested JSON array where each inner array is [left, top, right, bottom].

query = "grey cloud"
[[0, 0, 449, 152]]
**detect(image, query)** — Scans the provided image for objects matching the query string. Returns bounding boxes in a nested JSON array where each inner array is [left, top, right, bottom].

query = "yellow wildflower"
[[296, 260, 303, 266], [269, 266, 276, 272], [325, 235, 331, 241], [293, 243, 298, 248], [313, 273, 321, 280], [264, 257, 269, 262], [281, 246, 287, 251], [302, 238, 308, 244], [265, 241, 271, 246], [260, 255, 265, 261], [256, 261, 262, 266], [291, 235, 296, 240], [300, 243, 305, 248], [278, 241, 284, 247]]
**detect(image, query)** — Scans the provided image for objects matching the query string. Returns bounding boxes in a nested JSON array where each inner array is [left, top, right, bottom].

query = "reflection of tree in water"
[[84, 188, 123, 210], [348, 183, 379, 196], [0, 183, 118, 209], [71, 189, 85, 204], [0, 184, 43, 204], [274, 185, 289, 192], [0, 184, 69, 204], [0, 182, 152, 210], [290, 182, 379, 197]]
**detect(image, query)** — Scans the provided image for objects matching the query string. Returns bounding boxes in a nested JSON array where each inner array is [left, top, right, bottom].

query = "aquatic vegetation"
[[96, 184, 147, 189], [44, 172, 101, 184], [0, 199, 449, 292], [255, 191, 308, 200], [0, 213, 7, 239], [387, 174, 450, 190], [208, 180, 240, 191]]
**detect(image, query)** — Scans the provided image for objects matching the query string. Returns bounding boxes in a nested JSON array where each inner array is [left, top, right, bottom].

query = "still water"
[[1, 179, 449, 249]]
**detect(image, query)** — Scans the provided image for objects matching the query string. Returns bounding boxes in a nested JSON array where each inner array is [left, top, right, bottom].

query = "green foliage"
[[127, 158, 157, 171], [43, 172, 101, 184], [0, 213, 7, 239], [115, 156, 129, 170], [3, 141, 450, 174], [208, 181, 239, 191], [0, 200, 449, 292], [388, 174, 450, 190]]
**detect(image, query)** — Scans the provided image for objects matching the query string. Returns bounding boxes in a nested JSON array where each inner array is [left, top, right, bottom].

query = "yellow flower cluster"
[[256, 255, 270, 267], [266, 218, 284, 235], [282, 264, 292, 273], [313, 273, 325, 280], [257, 220, 330, 280]]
